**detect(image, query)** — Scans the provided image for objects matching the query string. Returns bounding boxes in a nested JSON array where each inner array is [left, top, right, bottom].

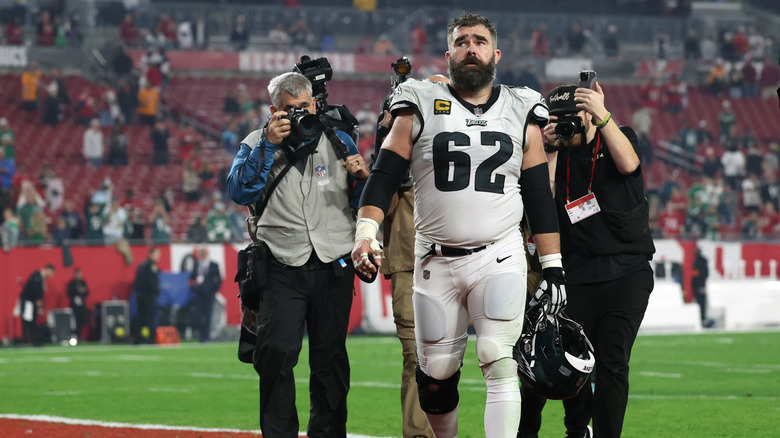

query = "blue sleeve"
[[337, 130, 365, 212], [226, 139, 278, 206]]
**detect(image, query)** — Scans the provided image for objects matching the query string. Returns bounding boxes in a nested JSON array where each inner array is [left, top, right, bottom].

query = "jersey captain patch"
[[434, 99, 451, 115]]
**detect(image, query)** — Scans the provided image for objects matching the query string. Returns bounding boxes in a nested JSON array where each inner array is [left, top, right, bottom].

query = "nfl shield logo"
[[315, 165, 327, 179], [423, 269, 430, 280], [474, 107, 483, 116]]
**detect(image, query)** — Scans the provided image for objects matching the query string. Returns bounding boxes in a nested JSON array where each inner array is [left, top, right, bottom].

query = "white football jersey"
[[389, 79, 548, 249]]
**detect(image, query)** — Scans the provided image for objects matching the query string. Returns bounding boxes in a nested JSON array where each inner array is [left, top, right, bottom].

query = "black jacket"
[[553, 126, 655, 283], [692, 253, 709, 290], [67, 279, 89, 309], [21, 271, 44, 303], [134, 259, 160, 301], [190, 260, 222, 297], [20, 271, 45, 320]]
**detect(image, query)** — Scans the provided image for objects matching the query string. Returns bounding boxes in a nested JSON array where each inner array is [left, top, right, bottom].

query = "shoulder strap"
[[319, 116, 350, 160], [248, 142, 317, 218]]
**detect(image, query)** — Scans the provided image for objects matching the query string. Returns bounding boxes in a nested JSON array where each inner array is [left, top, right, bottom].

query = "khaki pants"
[[392, 271, 434, 438]]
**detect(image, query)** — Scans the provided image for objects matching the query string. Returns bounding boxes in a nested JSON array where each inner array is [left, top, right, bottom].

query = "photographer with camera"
[[518, 74, 655, 438], [226, 71, 368, 437]]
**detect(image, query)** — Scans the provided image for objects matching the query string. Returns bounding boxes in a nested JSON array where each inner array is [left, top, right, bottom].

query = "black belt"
[[424, 243, 489, 258], [303, 251, 331, 270], [271, 251, 332, 270]]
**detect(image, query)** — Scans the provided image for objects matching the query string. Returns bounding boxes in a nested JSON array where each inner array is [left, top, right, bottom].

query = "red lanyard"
[[566, 133, 601, 203]]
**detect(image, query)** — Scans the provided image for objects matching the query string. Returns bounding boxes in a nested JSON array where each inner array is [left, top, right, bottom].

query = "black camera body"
[[294, 55, 333, 115], [290, 55, 358, 158], [555, 115, 584, 140], [553, 70, 596, 140], [281, 107, 322, 144]]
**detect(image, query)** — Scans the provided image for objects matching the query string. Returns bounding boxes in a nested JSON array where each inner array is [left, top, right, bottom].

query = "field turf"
[[1, 330, 779, 437]]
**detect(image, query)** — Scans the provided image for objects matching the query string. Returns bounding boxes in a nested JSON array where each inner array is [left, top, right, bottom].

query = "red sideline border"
[[0, 416, 261, 438], [0, 414, 389, 438]]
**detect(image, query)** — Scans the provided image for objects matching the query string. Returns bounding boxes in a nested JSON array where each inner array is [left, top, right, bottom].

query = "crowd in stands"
[[2, 1, 775, 67], [0, 0, 774, 62], [0, 3, 778, 251], [0, 34, 246, 250], [633, 83, 780, 241], [0, 8, 82, 47]]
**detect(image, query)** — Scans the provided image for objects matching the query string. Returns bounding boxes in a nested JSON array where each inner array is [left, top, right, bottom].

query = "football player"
[[352, 12, 564, 438]]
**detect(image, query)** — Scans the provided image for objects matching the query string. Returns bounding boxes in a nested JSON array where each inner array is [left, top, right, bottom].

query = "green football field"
[[1, 330, 779, 437]]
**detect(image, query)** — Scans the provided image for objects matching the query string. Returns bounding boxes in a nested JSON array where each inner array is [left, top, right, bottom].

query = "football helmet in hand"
[[514, 301, 595, 400]]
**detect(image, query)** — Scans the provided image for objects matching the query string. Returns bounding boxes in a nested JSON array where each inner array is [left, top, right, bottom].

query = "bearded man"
[[351, 12, 563, 438]]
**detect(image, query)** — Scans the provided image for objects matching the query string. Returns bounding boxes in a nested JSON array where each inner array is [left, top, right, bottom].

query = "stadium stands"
[[3, 71, 780, 243], [1, 73, 231, 239]]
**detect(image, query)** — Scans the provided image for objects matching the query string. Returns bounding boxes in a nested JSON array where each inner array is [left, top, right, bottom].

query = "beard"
[[448, 53, 496, 91]]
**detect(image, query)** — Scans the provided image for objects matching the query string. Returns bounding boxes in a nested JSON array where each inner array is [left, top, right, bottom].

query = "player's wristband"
[[596, 111, 612, 129], [539, 253, 563, 269], [355, 218, 379, 242]]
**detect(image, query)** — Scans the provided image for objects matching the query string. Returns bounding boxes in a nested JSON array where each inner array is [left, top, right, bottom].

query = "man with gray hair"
[[227, 71, 369, 437]]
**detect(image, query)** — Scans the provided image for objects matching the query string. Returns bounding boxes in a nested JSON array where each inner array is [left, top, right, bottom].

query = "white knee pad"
[[426, 354, 463, 381], [475, 323, 523, 368], [476, 335, 504, 367], [421, 333, 467, 380]]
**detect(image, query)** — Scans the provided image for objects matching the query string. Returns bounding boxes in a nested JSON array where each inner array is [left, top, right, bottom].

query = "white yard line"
[[0, 413, 394, 438], [637, 371, 683, 378], [629, 394, 780, 401]]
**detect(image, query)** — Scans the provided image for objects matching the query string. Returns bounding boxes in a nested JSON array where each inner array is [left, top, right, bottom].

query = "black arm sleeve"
[[521, 162, 559, 236], [358, 148, 410, 215]]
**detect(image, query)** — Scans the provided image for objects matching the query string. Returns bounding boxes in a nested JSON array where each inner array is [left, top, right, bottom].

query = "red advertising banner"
[[127, 50, 448, 74]]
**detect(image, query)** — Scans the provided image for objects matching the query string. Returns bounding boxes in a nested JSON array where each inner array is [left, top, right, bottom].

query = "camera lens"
[[296, 114, 321, 137], [555, 121, 576, 140], [285, 109, 323, 143], [293, 113, 320, 138]]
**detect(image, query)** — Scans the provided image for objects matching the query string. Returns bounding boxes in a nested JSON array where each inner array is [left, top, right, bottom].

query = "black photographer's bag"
[[235, 241, 270, 311], [235, 241, 269, 364]]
